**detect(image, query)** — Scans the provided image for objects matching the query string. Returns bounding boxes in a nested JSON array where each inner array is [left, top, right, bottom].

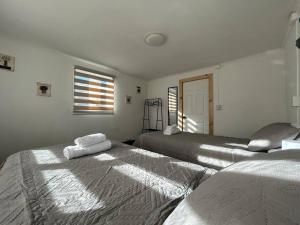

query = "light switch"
[[216, 104, 223, 110]]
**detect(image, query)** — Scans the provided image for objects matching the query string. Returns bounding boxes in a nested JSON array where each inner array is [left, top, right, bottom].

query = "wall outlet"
[[216, 104, 223, 110]]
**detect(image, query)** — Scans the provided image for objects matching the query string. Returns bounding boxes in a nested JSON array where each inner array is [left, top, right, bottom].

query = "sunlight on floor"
[[41, 169, 105, 213], [31, 150, 62, 164]]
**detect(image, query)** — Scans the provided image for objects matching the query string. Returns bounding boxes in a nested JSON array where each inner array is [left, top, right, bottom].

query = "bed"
[[163, 149, 300, 225], [134, 132, 263, 170], [0, 141, 215, 225]]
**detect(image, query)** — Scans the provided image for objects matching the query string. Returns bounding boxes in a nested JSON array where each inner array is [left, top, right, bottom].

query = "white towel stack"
[[75, 133, 107, 147], [163, 125, 181, 135], [64, 133, 112, 160]]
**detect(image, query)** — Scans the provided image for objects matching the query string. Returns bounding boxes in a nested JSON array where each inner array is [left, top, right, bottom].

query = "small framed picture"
[[125, 95, 132, 104], [37, 82, 51, 97], [0, 53, 15, 72]]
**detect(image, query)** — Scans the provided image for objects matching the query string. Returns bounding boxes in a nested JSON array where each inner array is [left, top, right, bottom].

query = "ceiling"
[[0, 0, 296, 79]]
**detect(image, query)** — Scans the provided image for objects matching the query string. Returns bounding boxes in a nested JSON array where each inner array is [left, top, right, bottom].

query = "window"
[[73, 66, 115, 114]]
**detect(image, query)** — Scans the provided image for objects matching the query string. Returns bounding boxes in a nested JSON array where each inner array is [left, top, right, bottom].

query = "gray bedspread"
[[0, 141, 215, 225], [163, 149, 300, 225], [134, 132, 262, 170]]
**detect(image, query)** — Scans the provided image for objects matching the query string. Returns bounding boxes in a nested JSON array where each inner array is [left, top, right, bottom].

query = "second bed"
[[134, 131, 264, 170]]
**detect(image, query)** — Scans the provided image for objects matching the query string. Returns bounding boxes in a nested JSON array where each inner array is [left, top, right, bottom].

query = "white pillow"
[[248, 123, 299, 152]]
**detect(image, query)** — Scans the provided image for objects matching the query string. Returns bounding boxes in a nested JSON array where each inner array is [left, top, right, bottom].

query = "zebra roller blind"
[[73, 66, 115, 114]]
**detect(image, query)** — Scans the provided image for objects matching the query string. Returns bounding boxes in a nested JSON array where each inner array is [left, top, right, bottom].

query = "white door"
[[183, 79, 209, 134]]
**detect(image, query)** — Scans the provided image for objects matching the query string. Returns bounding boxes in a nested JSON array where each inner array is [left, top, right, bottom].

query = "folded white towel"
[[163, 126, 181, 135], [165, 125, 177, 131], [75, 133, 107, 147], [64, 140, 112, 160]]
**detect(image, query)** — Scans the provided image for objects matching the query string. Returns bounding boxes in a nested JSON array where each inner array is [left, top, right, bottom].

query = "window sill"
[[73, 112, 114, 115]]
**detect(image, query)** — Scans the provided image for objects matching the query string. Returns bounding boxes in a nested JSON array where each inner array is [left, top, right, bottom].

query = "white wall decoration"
[[37, 82, 51, 97], [0, 53, 15, 72]]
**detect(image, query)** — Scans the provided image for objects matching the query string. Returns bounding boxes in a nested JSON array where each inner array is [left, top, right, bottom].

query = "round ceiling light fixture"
[[144, 33, 167, 47]]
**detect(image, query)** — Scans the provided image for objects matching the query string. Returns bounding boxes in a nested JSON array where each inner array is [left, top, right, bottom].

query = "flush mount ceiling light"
[[144, 33, 167, 47]]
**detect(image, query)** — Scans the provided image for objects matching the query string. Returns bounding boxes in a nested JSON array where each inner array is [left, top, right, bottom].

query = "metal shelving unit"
[[142, 98, 163, 133]]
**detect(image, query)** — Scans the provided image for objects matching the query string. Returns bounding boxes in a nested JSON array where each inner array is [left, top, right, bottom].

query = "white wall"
[[285, 22, 298, 126], [284, 1, 300, 127], [0, 34, 147, 162], [148, 49, 287, 139]]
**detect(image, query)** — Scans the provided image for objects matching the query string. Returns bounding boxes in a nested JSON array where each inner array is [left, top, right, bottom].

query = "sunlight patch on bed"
[[166, 201, 205, 224], [200, 144, 232, 153], [224, 161, 300, 183], [198, 144, 256, 165], [129, 148, 165, 158], [197, 154, 232, 168], [114, 164, 189, 198], [31, 150, 62, 164], [170, 161, 205, 172], [225, 143, 248, 149], [93, 153, 116, 161], [41, 169, 105, 213], [228, 149, 257, 158]]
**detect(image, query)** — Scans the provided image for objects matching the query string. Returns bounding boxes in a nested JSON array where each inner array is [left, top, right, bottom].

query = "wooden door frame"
[[179, 74, 214, 135]]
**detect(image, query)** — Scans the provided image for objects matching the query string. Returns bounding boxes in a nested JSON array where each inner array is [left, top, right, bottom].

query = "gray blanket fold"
[[134, 132, 263, 170], [163, 150, 300, 225], [0, 141, 215, 225]]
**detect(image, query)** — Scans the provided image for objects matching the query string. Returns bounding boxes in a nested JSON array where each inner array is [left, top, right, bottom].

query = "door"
[[183, 79, 209, 134]]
